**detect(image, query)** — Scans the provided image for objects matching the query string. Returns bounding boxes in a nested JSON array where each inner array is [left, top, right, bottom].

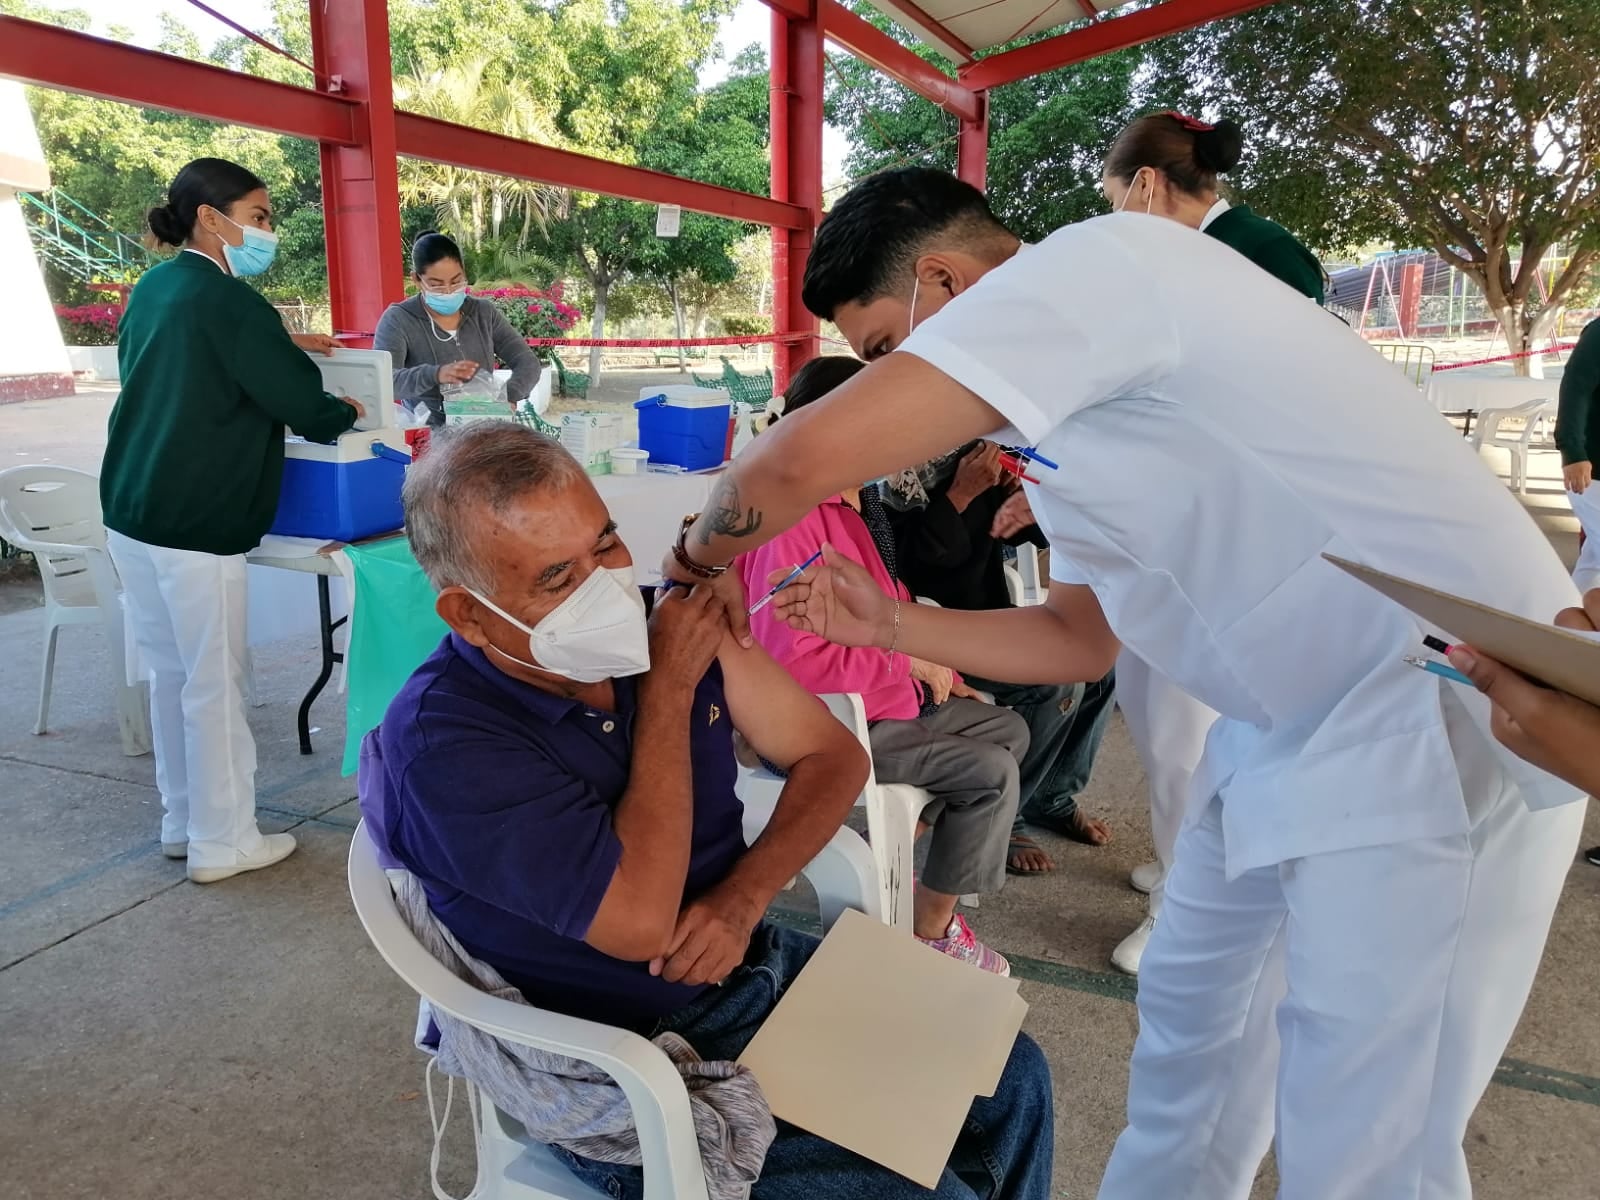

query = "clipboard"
[[737, 909, 1027, 1188], [1324, 554, 1600, 706]]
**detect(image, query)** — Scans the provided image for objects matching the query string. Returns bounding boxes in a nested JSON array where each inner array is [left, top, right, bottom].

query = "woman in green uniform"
[[1095, 111, 1326, 974], [102, 157, 362, 884], [1103, 111, 1325, 302]]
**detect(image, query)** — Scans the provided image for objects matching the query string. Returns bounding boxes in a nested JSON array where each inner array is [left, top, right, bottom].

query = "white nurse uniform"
[[900, 212, 1586, 1200]]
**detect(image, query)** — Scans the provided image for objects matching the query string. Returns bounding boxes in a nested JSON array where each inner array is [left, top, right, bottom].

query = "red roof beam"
[[958, 0, 1284, 91], [0, 16, 359, 144], [393, 112, 809, 230], [818, 0, 983, 122]]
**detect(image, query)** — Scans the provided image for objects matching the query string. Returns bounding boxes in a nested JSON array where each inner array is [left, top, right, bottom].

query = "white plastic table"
[[595, 468, 721, 581], [247, 536, 370, 755], [1425, 374, 1558, 435]]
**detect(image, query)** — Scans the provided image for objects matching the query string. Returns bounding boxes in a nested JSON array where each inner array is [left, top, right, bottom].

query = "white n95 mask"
[[469, 567, 650, 684]]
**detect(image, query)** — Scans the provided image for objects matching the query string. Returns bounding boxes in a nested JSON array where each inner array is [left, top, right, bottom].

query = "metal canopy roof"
[[863, 0, 1223, 66], [862, 0, 1090, 62]]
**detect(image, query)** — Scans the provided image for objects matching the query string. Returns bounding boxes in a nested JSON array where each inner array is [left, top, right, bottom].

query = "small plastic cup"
[[610, 447, 650, 476]]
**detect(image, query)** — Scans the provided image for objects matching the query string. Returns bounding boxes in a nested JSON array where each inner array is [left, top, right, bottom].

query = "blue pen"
[[1018, 447, 1059, 471], [1402, 655, 1473, 687], [748, 549, 824, 615]]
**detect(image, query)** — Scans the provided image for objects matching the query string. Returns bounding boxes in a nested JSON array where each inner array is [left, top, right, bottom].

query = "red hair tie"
[[1158, 110, 1214, 133]]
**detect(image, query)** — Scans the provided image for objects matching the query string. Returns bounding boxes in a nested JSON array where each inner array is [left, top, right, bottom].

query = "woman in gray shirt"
[[375, 231, 542, 427]]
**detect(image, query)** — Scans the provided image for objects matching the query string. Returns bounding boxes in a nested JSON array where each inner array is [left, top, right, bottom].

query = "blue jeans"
[[553, 924, 1056, 1199], [963, 670, 1116, 837]]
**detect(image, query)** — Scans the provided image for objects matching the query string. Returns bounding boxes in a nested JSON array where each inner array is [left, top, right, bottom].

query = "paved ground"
[[1, 377, 1596, 1199]]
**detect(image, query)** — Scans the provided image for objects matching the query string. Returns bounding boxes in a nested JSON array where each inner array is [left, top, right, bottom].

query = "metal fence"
[[1372, 342, 1437, 387]]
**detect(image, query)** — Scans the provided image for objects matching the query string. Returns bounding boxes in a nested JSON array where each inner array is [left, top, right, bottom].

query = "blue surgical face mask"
[[217, 212, 279, 277], [423, 287, 468, 316]]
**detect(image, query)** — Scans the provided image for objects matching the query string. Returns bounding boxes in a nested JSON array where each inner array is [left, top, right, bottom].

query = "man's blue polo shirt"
[[359, 631, 748, 1032]]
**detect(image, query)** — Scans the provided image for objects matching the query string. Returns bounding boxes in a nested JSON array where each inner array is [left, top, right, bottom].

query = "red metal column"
[[771, 6, 824, 393], [1397, 261, 1424, 338], [309, 0, 404, 342], [771, 9, 793, 392], [956, 92, 989, 191]]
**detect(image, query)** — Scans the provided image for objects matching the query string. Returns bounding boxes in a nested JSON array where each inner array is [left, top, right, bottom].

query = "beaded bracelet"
[[671, 513, 728, 579]]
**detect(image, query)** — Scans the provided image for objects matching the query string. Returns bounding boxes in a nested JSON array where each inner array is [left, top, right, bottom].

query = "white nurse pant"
[[108, 532, 264, 867], [1097, 704, 1585, 1200], [1569, 481, 1600, 595], [1114, 652, 1216, 918]]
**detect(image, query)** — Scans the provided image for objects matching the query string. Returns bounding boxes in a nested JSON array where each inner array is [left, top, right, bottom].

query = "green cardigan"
[[101, 253, 357, 556], [1205, 205, 1325, 304], [1556, 319, 1600, 468]]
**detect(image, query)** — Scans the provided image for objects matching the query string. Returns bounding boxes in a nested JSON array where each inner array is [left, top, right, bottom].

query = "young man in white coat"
[[662, 168, 1588, 1200]]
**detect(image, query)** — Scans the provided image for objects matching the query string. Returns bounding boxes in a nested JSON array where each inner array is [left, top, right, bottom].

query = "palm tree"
[[394, 59, 565, 252]]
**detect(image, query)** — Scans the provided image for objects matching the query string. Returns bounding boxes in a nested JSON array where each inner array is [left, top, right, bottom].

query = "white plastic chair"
[[737, 693, 931, 932], [737, 776, 883, 929], [348, 822, 712, 1200], [1470, 398, 1553, 495], [1003, 543, 1046, 608], [0, 465, 150, 756]]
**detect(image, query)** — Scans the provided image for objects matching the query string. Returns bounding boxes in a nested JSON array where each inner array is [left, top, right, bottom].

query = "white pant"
[[108, 532, 262, 866], [1098, 696, 1585, 1200], [1569, 481, 1600, 595], [1115, 652, 1217, 918]]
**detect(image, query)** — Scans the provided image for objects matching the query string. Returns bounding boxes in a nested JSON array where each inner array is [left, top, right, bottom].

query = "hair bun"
[[414, 229, 440, 243], [1194, 118, 1244, 174], [146, 203, 188, 248]]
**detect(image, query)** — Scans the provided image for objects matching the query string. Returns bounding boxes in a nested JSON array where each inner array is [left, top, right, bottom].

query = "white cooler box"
[[269, 349, 410, 543]]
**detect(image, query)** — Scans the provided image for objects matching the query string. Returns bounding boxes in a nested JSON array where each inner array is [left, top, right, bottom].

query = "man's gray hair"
[[403, 422, 585, 593]]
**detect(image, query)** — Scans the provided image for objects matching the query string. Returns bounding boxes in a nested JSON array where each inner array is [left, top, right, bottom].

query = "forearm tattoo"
[[698, 475, 764, 546]]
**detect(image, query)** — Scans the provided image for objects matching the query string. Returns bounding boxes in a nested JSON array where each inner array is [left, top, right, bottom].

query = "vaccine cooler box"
[[634, 386, 731, 472], [269, 348, 410, 542]]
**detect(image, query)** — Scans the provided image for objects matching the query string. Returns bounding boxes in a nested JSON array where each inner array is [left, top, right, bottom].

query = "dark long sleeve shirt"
[[888, 480, 1047, 612], [102, 252, 357, 555], [1556, 320, 1600, 467]]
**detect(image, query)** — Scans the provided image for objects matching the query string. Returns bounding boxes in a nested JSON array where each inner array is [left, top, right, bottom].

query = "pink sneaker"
[[916, 914, 1011, 977]]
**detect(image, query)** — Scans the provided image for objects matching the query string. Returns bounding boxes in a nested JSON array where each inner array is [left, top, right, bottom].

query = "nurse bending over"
[[664, 167, 1587, 1200], [103, 158, 364, 884]]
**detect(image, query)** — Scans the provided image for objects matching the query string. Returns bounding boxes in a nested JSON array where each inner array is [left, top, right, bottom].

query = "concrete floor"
[[1, 388, 1597, 1199]]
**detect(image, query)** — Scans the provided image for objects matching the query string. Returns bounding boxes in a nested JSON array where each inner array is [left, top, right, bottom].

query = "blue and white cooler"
[[634, 385, 732, 472], [269, 348, 410, 543]]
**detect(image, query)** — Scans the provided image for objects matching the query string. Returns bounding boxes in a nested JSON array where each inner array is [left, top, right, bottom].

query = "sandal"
[[1030, 808, 1113, 846], [1006, 834, 1056, 876]]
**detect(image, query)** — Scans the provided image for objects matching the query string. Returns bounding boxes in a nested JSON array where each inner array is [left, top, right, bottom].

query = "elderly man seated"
[[359, 423, 1055, 1200]]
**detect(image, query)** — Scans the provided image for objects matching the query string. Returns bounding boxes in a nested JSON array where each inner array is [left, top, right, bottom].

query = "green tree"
[[8, 0, 335, 304], [1157, 0, 1600, 370], [394, 57, 565, 251], [629, 49, 771, 370], [824, 15, 1141, 239], [526, 0, 742, 380]]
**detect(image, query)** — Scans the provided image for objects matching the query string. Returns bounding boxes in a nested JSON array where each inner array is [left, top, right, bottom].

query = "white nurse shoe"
[[1112, 916, 1156, 976], [1129, 861, 1164, 895], [187, 832, 297, 884]]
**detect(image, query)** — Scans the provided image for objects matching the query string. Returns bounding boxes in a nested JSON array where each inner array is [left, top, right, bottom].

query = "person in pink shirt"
[[737, 356, 1027, 975]]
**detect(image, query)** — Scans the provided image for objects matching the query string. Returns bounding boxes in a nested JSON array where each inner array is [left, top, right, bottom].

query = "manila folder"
[[1324, 554, 1600, 706], [737, 908, 1026, 1188]]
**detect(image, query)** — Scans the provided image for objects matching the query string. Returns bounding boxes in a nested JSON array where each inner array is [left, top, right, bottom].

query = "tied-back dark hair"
[[412, 231, 464, 277], [802, 167, 1012, 321], [1105, 112, 1244, 199], [146, 157, 266, 249], [767, 355, 867, 428]]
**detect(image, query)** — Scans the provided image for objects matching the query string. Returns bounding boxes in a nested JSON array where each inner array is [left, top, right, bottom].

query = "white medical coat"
[[900, 213, 1583, 875]]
